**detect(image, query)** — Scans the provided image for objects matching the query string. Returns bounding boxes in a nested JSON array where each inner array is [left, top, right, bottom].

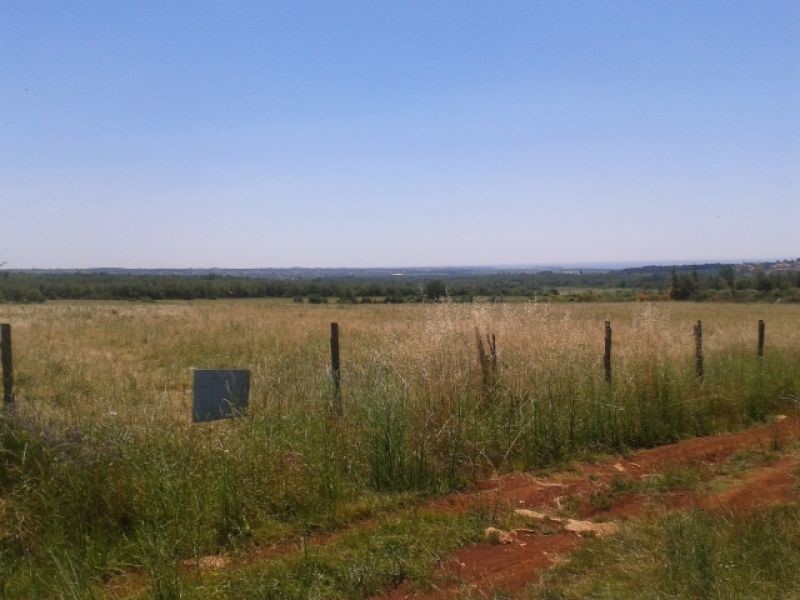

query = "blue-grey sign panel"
[[192, 369, 250, 423]]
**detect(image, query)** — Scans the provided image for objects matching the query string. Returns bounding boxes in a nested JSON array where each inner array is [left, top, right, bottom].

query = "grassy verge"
[[529, 501, 800, 599], [123, 509, 486, 600]]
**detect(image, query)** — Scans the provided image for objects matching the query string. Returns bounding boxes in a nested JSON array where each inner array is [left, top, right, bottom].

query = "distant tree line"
[[0, 266, 798, 304], [668, 266, 800, 301], [0, 273, 423, 303]]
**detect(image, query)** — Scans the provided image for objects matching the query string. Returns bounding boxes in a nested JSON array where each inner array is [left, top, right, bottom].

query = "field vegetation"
[[531, 503, 800, 599], [0, 300, 798, 598], [2, 263, 800, 304]]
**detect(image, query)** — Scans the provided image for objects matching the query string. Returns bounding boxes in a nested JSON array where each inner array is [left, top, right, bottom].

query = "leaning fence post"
[[1, 323, 14, 407], [693, 320, 704, 380], [487, 333, 497, 373], [757, 319, 765, 358], [604, 321, 612, 382], [330, 322, 341, 415], [475, 328, 499, 401]]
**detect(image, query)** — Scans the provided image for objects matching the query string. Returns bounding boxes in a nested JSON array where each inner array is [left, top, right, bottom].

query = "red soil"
[[394, 532, 582, 600], [380, 418, 800, 599], [697, 455, 799, 513]]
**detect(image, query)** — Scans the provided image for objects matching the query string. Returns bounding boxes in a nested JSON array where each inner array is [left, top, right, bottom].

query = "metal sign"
[[192, 369, 250, 423]]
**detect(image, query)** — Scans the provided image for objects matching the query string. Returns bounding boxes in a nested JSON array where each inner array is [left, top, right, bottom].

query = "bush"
[[424, 280, 446, 301]]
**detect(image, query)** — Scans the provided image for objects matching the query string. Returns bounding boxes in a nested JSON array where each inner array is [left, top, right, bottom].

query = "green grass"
[[3, 351, 796, 598], [530, 503, 800, 599], [176, 510, 485, 600]]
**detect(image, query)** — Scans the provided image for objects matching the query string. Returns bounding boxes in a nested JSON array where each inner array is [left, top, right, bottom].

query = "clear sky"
[[2, 1, 798, 268]]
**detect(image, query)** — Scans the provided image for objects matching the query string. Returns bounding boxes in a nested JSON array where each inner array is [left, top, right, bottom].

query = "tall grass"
[[0, 300, 798, 597], [531, 504, 800, 599]]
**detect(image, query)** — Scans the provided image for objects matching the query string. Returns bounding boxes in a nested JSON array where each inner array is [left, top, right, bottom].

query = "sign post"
[[192, 369, 250, 423]]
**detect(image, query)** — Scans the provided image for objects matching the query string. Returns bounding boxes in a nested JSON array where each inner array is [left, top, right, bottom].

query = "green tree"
[[754, 271, 774, 292], [719, 265, 736, 290], [670, 268, 698, 300], [424, 279, 446, 301]]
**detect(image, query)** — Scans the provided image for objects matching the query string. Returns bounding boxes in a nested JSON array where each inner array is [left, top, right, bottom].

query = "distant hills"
[[2, 258, 799, 303], [8, 259, 799, 280]]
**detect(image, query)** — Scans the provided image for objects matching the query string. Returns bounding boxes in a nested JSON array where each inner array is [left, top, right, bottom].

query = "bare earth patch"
[[379, 417, 800, 599]]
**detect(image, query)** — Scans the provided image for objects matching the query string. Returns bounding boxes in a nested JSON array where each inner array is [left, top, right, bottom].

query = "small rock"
[[514, 509, 619, 538], [201, 555, 229, 570], [484, 527, 513, 544], [532, 479, 567, 488], [563, 519, 618, 537], [514, 508, 550, 521], [613, 463, 626, 472], [183, 555, 230, 571], [545, 552, 571, 568]]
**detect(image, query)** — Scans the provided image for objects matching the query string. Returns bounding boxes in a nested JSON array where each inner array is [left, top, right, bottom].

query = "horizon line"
[[4, 257, 795, 272]]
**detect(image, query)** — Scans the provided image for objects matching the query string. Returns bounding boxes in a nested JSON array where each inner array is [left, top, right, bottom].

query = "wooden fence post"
[[475, 329, 498, 400], [604, 321, 612, 383], [757, 319, 765, 358], [475, 329, 489, 394], [693, 320, 704, 380], [1, 323, 13, 407], [487, 333, 497, 374], [330, 322, 341, 415]]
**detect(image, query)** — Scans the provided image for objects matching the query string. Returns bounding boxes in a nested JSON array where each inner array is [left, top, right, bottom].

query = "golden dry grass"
[[1, 299, 796, 424]]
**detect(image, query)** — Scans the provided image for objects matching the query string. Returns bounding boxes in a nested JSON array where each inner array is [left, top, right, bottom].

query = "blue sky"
[[2, 1, 798, 268]]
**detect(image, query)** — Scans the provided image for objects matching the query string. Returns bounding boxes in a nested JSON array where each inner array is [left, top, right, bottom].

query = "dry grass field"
[[1, 299, 799, 598], [4, 300, 798, 423]]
